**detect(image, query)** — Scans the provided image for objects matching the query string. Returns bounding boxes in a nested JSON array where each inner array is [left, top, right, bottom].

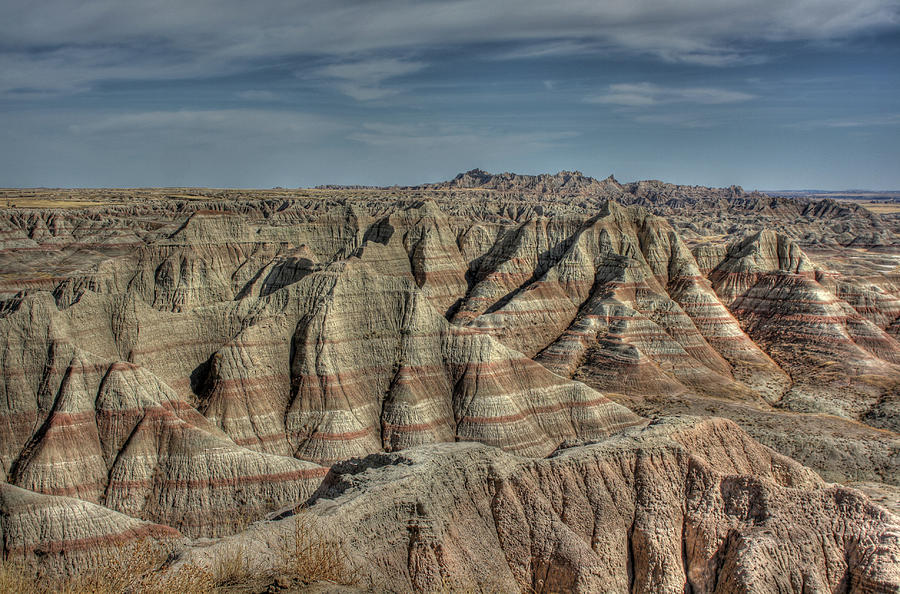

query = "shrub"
[[1, 514, 358, 592], [210, 544, 253, 588], [1, 540, 214, 594], [277, 512, 357, 586], [0, 559, 38, 594]]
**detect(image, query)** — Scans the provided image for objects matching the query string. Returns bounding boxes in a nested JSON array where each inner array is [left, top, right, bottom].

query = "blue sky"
[[1, 0, 899, 189]]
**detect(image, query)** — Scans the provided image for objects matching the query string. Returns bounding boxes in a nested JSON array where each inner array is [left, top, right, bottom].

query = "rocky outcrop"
[[1, 177, 898, 588], [828, 275, 900, 330], [190, 417, 900, 593], [435, 168, 625, 199], [706, 230, 816, 305], [0, 481, 180, 573], [0, 217, 642, 539], [449, 205, 787, 402], [703, 230, 900, 422], [0, 293, 328, 537], [276, 258, 640, 463], [417, 169, 899, 248]]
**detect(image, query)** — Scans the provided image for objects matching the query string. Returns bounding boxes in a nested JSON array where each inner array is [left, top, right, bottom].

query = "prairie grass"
[[276, 511, 358, 587], [0, 540, 213, 594], [857, 201, 900, 215], [0, 514, 359, 593], [0, 560, 34, 593], [210, 544, 253, 588]]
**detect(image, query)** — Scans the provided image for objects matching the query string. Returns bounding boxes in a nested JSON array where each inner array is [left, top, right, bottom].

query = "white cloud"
[[632, 113, 714, 128], [0, 0, 896, 95], [819, 114, 900, 128], [492, 40, 601, 60], [349, 121, 578, 149], [788, 114, 900, 130], [312, 58, 426, 101], [0, 45, 228, 95], [235, 90, 277, 101], [586, 82, 754, 106], [0, 107, 348, 186], [70, 109, 340, 142]]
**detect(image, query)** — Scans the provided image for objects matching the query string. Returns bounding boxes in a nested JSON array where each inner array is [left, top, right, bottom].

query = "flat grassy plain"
[[853, 200, 900, 215]]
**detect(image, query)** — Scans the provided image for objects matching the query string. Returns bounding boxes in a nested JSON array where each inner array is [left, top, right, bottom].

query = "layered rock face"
[[421, 169, 899, 248], [0, 481, 180, 574], [0, 177, 898, 589], [700, 230, 900, 423], [0, 302, 328, 536], [0, 200, 643, 546], [193, 418, 899, 593]]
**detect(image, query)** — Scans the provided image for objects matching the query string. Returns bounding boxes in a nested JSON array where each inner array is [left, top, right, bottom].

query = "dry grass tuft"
[[1, 514, 359, 592], [277, 512, 358, 587], [0, 559, 36, 593], [211, 544, 253, 588], [1, 517, 358, 593], [62, 539, 214, 594], [1, 540, 214, 594]]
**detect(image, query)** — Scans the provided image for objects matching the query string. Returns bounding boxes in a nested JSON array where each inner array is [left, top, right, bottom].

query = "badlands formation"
[[0, 170, 899, 592]]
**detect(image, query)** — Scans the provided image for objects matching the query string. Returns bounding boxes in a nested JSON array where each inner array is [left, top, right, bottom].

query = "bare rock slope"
[[193, 418, 899, 593], [0, 174, 898, 590]]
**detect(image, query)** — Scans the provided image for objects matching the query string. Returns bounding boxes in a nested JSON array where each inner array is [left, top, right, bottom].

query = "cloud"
[[70, 109, 340, 143], [586, 82, 754, 106], [632, 113, 714, 128], [0, 107, 350, 186], [1, 0, 897, 95], [349, 121, 578, 149], [312, 58, 426, 101], [0, 45, 223, 95], [788, 113, 900, 130], [492, 40, 601, 60], [235, 90, 277, 101]]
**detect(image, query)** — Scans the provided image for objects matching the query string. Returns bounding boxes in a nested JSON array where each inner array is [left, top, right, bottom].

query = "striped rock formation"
[[247, 258, 639, 464], [0, 294, 327, 538], [0, 205, 642, 550], [706, 229, 817, 306], [420, 169, 899, 248], [704, 230, 900, 424], [192, 417, 900, 593], [452, 205, 787, 402], [826, 274, 900, 330], [0, 179, 898, 587], [0, 481, 180, 574]]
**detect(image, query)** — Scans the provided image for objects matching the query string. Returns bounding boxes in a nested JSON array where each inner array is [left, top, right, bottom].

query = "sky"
[[1, 0, 899, 189]]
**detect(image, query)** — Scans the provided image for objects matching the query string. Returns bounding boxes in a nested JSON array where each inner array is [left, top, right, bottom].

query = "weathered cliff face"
[[0, 179, 898, 589], [189, 418, 899, 593], [0, 201, 644, 542], [0, 297, 328, 537], [698, 230, 900, 423], [0, 481, 180, 574], [706, 229, 817, 306], [420, 169, 900, 248]]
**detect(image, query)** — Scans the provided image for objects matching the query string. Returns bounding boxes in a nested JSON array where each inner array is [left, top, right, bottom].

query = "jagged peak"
[[431, 169, 619, 197], [454, 168, 491, 180], [722, 228, 815, 274], [412, 198, 445, 218]]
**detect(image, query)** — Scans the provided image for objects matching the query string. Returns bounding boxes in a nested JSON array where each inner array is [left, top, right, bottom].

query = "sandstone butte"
[[0, 170, 898, 592]]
